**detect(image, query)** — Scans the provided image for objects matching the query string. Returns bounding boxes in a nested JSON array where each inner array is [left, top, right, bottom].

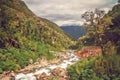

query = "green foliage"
[[2, 60, 20, 71], [70, 3, 120, 80], [79, 69, 102, 80], [0, 0, 72, 72], [76, 4, 120, 49], [41, 18, 66, 36], [94, 54, 120, 80], [67, 57, 98, 80], [0, 68, 3, 74], [0, 43, 56, 71], [0, 0, 72, 49], [0, 0, 34, 16], [68, 53, 120, 80], [107, 4, 120, 18]]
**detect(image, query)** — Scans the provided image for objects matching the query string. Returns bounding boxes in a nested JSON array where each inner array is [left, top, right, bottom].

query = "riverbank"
[[0, 50, 79, 80]]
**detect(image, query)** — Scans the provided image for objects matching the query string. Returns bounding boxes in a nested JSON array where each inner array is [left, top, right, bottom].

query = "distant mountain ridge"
[[61, 26, 86, 40]]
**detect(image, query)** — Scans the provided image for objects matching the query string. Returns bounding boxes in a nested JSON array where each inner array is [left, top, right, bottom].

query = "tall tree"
[[81, 9, 105, 26], [81, 9, 105, 45]]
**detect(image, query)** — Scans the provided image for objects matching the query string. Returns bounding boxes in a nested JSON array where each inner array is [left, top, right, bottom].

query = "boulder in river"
[[50, 67, 68, 78], [34, 72, 48, 80]]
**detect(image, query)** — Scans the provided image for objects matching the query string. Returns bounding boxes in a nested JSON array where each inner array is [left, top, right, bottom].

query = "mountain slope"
[[0, 0, 72, 71], [0, 0, 72, 48], [107, 4, 120, 17], [68, 3, 120, 80], [61, 26, 86, 40], [41, 18, 66, 35]]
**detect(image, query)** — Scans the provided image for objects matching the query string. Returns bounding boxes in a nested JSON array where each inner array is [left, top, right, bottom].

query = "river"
[[15, 50, 79, 80]]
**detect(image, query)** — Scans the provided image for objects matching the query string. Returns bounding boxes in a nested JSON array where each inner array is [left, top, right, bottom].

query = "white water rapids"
[[15, 50, 79, 80]]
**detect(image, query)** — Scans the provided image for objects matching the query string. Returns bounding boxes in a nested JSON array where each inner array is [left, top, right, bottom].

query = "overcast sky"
[[24, 0, 118, 26]]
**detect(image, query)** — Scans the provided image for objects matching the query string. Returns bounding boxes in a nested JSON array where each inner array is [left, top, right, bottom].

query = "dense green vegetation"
[[0, 0, 72, 72], [68, 3, 120, 80], [0, 43, 56, 71], [41, 18, 67, 36], [68, 54, 120, 80]]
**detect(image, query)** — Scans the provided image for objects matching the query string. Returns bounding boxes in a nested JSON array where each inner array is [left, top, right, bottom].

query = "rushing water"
[[15, 50, 79, 80]]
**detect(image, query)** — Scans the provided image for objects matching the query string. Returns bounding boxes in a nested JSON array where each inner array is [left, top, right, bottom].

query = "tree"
[[81, 9, 105, 45], [81, 11, 94, 26], [95, 8, 105, 24], [81, 9, 105, 26]]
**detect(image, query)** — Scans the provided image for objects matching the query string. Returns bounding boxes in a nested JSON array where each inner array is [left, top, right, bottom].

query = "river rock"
[[34, 72, 48, 80], [49, 58, 61, 64], [14, 50, 78, 80], [51, 67, 68, 78], [1, 76, 10, 80], [39, 57, 48, 67]]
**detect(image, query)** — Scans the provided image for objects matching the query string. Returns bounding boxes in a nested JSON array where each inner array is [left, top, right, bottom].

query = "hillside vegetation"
[[68, 3, 120, 80], [0, 0, 72, 72]]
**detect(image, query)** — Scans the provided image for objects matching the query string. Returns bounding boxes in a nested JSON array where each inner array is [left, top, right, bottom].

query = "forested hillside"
[[68, 3, 120, 80], [0, 0, 72, 72]]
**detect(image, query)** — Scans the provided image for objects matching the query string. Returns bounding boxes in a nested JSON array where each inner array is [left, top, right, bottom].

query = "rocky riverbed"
[[1, 50, 80, 80]]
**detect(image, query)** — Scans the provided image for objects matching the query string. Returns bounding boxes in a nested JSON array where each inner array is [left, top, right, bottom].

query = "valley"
[[0, 0, 120, 80], [1, 50, 79, 80], [61, 26, 86, 40], [15, 50, 79, 80]]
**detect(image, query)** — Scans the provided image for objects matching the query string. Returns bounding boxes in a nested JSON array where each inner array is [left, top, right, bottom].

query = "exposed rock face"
[[76, 46, 102, 58]]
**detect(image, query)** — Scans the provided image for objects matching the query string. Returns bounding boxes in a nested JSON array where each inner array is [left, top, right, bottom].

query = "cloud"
[[24, 0, 118, 26]]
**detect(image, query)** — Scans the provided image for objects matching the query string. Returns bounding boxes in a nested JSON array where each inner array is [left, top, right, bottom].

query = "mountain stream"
[[15, 50, 79, 80]]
